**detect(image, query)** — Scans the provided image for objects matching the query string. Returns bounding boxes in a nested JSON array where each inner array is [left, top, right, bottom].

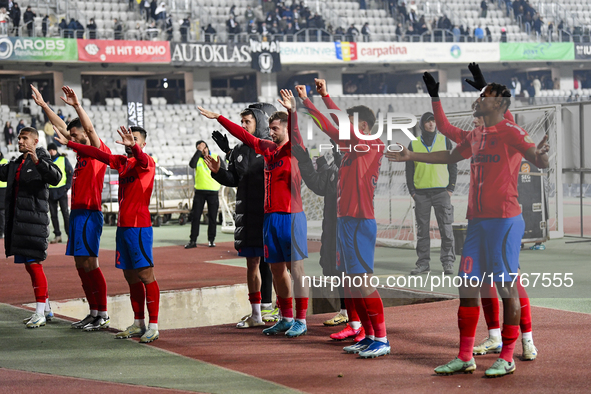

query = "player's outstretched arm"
[[55, 125, 112, 165], [200, 106, 263, 151], [524, 135, 550, 169], [386, 144, 464, 164], [116, 126, 149, 168], [465, 63, 487, 91], [31, 84, 69, 139], [297, 84, 342, 143], [61, 85, 101, 148]]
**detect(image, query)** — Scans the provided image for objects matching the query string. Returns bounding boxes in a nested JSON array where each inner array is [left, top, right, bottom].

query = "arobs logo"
[[0, 38, 13, 59], [302, 109, 418, 153], [335, 42, 357, 61], [0, 37, 68, 59]]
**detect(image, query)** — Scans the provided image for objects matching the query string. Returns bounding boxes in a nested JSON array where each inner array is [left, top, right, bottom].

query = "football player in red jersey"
[[55, 126, 160, 344], [388, 81, 549, 377], [199, 101, 309, 338], [297, 80, 390, 358], [31, 85, 111, 332]]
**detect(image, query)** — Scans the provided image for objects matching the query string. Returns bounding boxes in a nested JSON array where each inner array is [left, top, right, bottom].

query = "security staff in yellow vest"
[[47, 143, 73, 244], [405, 112, 457, 275], [0, 152, 7, 238], [185, 140, 226, 249]]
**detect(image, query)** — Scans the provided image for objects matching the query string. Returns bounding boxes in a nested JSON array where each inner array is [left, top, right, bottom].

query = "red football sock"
[[129, 281, 146, 320], [77, 267, 97, 310], [516, 277, 532, 333], [364, 290, 386, 339], [26, 264, 48, 303], [352, 294, 375, 337], [458, 306, 480, 362], [278, 296, 294, 319], [248, 291, 262, 304], [145, 281, 160, 324], [344, 288, 360, 322], [480, 283, 500, 330], [499, 324, 520, 362], [295, 297, 308, 320], [88, 268, 108, 312]]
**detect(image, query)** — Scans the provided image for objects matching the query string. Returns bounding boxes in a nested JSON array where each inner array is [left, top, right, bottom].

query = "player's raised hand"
[[536, 134, 550, 155], [60, 85, 80, 107], [423, 72, 440, 98], [212, 130, 230, 154], [115, 126, 136, 147], [30, 84, 47, 107], [53, 125, 69, 145], [465, 62, 487, 91], [384, 143, 410, 162], [278, 89, 296, 112], [198, 106, 220, 120], [314, 78, 328, 96], [295, 85, 307, 100], [203, 154, 221, 174]]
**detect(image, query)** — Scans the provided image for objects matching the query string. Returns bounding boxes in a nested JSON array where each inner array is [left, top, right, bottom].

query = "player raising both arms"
[[55, 126, 160, 343], [423, 66, 537, 361], [298, 79, 389, 358], [199, 93, 309, 338], [31, 85, 112, 332], [388, 82, 549, 377]]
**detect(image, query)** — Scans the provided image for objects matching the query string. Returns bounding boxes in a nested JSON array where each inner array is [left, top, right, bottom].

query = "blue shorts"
[[14, 255, 38, 264], [238, 247, 265, 258], [459, 214, 525, 282], [336, 217, 377, 274], [263, 212, 308, 263], [66, 209, 104, 257], [115, 227, 154, 270]]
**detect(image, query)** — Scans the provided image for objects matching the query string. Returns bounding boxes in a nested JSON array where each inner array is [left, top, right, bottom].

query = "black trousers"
[[0, 208, 5, 237], [49, 194, 70, 237], [259, 259, 273, 304], [190, 190, 219, 243]]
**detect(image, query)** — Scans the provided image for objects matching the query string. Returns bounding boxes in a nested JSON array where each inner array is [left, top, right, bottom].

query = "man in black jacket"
[[47, 143, 73, 244], [204, 103, 277, 327], [0, 127, 62, 328], [405, 112, 457, 275]]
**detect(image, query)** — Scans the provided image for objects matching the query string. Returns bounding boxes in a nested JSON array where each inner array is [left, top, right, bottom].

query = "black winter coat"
[[211, 107, 270, 251], [296, 150, 340, 276], [0, 148, 62, 260]]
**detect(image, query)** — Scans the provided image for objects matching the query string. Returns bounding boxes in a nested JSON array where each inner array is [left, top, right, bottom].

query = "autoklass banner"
[[0, 37, 77, 61], [170, 42, 251, 66], [575, 43, 591, 60], [500, 42, 574, 61], [77, 39, 171, 63]]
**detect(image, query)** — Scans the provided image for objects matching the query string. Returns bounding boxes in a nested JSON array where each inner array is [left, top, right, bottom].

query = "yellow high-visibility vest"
[[412, 133, 449, 190], [194, 153, 220, 191], [49, 156, 67, 189]]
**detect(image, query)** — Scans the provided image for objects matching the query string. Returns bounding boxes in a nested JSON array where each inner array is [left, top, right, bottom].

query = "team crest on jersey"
[[488, 137, 498, 148], [371, 175, 378, 189], [237, 155, 243, 163], [524, 135, 534, 144]]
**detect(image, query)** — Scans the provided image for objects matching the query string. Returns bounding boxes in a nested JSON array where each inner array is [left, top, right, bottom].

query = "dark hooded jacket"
[[406, 112, 457, 196], [0, 147, 62, 260], [211, 104, 273, 251], [293, 142, 341, 276]]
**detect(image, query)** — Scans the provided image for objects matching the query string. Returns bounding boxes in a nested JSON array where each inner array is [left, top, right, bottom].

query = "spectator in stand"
[[41, 14, 49, 36], [505, 0, 512, 17], [334, 25, 344, 38], [485, 26, 491, 42], [474, 25, 484, 42], [164, 16, 172, 40], [16, 119, 26, 134], [15, 84, 24, 113], [526, 75, 535, 104], [452, 25, 460, 42], [9, 2, 20, 36], [547, 22, 554, 40], [282, 6, 293, 24], [155, 2, 166, 23], [346, 23, 359, 41], [359, 0, 366, 9], [23, 5, 34, 36], [227, 14, 239, 40], [114, 18, 123, 40], [182, 18, 192, 42], [144, 0, 151, 22], [129, 0, 135, 11], [533, 75, 541, 97], [75, 19, 84, 38], [146, 20, 159, 40], [3, 121, 14, 147], [247, 20, 258, 35], [553, 77, 560, 90], [245, 5, 255, 23], [501, 27, 507, 42], [259, 21, 270, 37], [150, 0, 157, 21], [361, 22, 370, 42], [87, 18, 97, 39], [395, 23, 403, 37], [397, 0, 408, 22], [533, 13, 542, 36], [66, 18, 77, 38], [229, 5, 236, 18], [480, 0, 487, 18]]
